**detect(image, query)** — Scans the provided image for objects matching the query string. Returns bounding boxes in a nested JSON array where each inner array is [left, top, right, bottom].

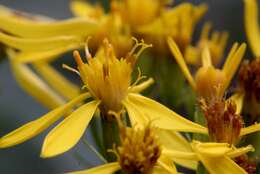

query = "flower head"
[[167, 37, 246, 101], [71, 38, 149, 113], [185, 22, 229, 66], [200, 98, 243, 145], [116, 119, 161, 174]]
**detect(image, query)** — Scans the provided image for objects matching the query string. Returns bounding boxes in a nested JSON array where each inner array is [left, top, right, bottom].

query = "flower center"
[[71, 38, 151, 113], [116, 121, 161, 174], [200, 98, 243, 145], [195, 66, 226, 101]]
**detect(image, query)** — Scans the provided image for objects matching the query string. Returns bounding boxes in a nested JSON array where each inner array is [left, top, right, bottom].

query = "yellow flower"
[[184, 22, 229, 66], [136, 2, 207, 54], [68, 139, 254, 174], [167, 37, 246, 101], [0, 39, 206, 158]]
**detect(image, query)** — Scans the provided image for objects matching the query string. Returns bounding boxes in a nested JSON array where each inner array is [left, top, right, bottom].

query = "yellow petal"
[[192, 141, 233, 157], [244, 0, 260, 57], [157, 155, 178, 174], [197, 153, 247, 174], [221, 43, 246, 95], [7, 49, 65, 109], [157, 129, 198, 169], [15, 45, 79, 64], [0, 93, 90, 148], [201, 46, 212, 67], [33, 62, 80, 100], [162, 149, 197, 161], [124, 93, 207, 134], [69, 162, 121, 174], [192, 141, 248, 174], [0, 32, 81, 51], [0, 10, 98, 38], [240, 123, 260, 136], [70, 1, 97, 18], [226, 145, 254, 158], [128, 78, 154, 93], [228, 92, 244, 114], [41, 100, 100, 158], [167, 37, 196, 90]]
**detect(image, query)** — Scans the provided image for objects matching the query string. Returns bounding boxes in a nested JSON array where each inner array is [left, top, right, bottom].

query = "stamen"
[[62, 64, 80, 76], [131, 67, 147, 87], [73, 50, 84, 66], [85, 37, 93, 61]]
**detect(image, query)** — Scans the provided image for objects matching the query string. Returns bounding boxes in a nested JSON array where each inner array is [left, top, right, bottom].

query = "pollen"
[[72, 38, 151, 114], [200, 98, 243, 145], [116, 120, 161, 174]]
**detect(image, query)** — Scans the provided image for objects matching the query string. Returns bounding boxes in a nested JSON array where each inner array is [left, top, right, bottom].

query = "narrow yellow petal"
[[0, 32, 81, 51], [0, 11, 98, 38], [197, 153, 247, 174], [193, 141, 248, 174], [201, 46, 212, 67], [167, 37, 196, 90], [228, 92, 244, 114], [157, 156, 178, 174], [125, 93, 207, 134], [157, 129, 198, 169], [41, 100, 100, 158], [221, 43, 246, 95], [33, 62, 80, 100], [227, 145, 254, 158], [69, 162, 121, 174], [162, 149, 197, 161], [7, 49, 65, 109], [244, 0, 260, 57], [122, 98, 150, 126], [70, 1, 97, 18], [240, 123, 260, 136], [128, 78, 154, 93], [192, 141, 232, 157], [0, 93, 90, 148], [15, 45, 79, 64]]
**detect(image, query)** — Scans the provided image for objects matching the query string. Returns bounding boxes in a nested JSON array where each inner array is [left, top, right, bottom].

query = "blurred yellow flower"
[[184, 22, 229, 66], [167, 37, 246, 101]]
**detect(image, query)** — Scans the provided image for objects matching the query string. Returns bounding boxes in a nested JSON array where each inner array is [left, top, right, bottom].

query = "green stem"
[[101, 112, 119, 162]]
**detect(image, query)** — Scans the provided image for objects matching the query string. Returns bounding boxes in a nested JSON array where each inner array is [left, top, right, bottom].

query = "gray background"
[[0, 0, 254, 173]]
